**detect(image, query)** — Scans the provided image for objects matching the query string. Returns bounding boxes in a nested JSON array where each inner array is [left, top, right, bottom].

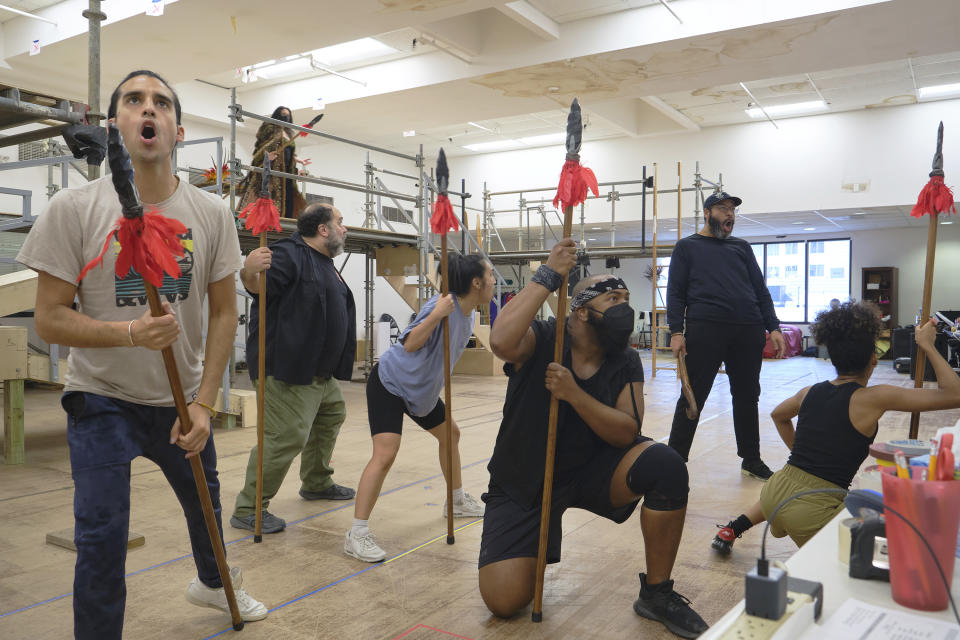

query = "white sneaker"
[[443, 492, 485, 518], [344, 529, 387, 563], [185, 566, 268, 622]]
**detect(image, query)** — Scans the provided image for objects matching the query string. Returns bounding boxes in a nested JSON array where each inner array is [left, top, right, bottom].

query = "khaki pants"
[[233, 376, 346, 517], [759, 463, 845, 547]]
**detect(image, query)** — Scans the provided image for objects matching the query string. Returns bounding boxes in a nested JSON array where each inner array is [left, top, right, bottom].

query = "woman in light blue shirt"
[[345, 253, 497, 562]]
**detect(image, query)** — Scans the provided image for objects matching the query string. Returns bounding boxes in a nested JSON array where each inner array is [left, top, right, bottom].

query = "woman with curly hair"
[[710, 302, 960, 551]]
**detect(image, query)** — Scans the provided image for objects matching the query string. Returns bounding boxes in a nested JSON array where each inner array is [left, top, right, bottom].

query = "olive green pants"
[[233, 376, 346, 517], [759, 463, 845, 547]]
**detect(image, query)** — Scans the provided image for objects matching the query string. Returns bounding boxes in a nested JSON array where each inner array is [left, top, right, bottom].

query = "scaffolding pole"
[[83, 0, 105, 180]]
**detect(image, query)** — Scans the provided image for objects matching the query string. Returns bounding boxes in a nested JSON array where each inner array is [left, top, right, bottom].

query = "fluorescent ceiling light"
[[853, 211, 866, 215], [590, 226, 602, 230], [746, 100, 827, 118], [253, 59, 277, 69], [463, 140, 524, 152], [942, 220, 954, 225], [468, 121, 495, 133], [918, 82, 960, 100], [255, 57, 312, 79], [310, 37, 397, 67], [803, 227, 816, 231], [402, 130, 416, 137], [518, 132, 566, 146]]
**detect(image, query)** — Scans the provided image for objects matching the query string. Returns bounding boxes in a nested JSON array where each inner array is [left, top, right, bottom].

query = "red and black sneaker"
[[711, 524, 738, 555]]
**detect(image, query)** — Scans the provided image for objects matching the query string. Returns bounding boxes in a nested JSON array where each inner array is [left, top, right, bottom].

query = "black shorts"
[[478, 435, 652, 568], [366, 363, 446, 436]]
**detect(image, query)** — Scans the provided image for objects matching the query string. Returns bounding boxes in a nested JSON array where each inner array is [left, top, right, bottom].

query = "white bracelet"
[[127, 319, 136, 346]]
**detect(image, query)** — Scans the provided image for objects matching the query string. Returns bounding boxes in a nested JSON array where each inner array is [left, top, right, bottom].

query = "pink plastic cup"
[[881, 470, 960, 611]]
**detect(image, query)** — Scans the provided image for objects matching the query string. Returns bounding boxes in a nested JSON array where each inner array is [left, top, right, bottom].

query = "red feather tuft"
[[299, 123, 314, 138], [238, 196, 282, 235], [911, 175, 957, 218], [552, 159, 599, 211], [430, 194, 459, 234], [77, 208, 187, 288]]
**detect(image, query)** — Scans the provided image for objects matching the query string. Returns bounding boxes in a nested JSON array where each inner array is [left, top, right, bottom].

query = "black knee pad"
[[625, 443, 689, 511]]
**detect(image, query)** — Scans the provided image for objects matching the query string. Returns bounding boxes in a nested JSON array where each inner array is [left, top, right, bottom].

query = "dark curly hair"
[[810, 301, 881, 375]]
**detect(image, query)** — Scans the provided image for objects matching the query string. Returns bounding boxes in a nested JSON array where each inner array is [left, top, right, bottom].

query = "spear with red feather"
[[430, 147, 459, 545], [80, 124, 244, 630], [237, 153, 281, 543], [909, 122, 956, 440], [533, 98, 598, 623]]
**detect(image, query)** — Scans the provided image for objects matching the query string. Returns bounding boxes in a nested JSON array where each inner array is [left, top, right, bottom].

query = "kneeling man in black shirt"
[[479, 239, 707, 639]]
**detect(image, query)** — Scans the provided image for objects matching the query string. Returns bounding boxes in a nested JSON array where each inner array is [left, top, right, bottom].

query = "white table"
[[701, 512, 960, 638]]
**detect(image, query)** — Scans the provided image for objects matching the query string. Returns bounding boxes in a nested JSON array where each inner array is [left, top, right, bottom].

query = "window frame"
[[750, 237, 852, 324]]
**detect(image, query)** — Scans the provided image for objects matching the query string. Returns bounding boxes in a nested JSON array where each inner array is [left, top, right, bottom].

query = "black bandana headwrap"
[[570, 276, 628, 310]]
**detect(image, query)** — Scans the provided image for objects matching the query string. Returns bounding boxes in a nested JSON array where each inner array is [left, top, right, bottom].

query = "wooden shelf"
[[862, 266, 898, 334]]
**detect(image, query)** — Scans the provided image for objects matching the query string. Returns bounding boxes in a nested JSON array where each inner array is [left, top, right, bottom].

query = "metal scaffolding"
[[480, 161, 724, 375], [226, 97, 508, 376]]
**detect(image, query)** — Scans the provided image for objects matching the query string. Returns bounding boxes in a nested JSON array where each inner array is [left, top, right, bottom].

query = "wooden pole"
[[531, 203, 574, 623], [441, 232, 455, 543], [255, 233, 267, 542], [909, 213, 938, 439], [143, 284, 243, 631]]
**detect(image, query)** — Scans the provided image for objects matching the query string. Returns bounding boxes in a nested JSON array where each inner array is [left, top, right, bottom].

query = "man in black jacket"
[[666, 192, 784, 480], [231, 203, 357, 533]]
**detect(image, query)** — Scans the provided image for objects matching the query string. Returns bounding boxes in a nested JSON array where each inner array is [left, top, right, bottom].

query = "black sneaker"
[[711, 523, 738, 555], [299, 483, 356, 501], [741, 458, 773, 481], [633, 573, 708, 639], [229, 510, 286, 533]]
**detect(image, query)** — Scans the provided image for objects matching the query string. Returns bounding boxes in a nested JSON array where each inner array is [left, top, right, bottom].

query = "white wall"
[[452, 98, 960, 229]]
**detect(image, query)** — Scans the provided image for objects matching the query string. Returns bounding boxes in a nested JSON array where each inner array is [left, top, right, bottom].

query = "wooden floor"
[[1, 354, 956, 639]]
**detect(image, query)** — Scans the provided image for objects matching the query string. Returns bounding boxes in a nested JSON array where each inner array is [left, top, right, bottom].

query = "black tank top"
[[787, 381, 877, 488]]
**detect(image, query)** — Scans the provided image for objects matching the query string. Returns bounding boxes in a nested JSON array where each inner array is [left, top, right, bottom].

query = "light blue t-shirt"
[[377, 294, 476, 416]]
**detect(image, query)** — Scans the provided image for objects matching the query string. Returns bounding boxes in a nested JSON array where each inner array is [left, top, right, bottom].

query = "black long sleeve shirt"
[[666, 234, 780, 334]]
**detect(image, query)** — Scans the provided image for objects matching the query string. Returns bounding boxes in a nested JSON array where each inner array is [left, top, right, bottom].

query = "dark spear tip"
[[932, 121, 945, 176], [106, 124, 144, 219], [258, 150, 273, 198], [436, 147, 449, 196], [565, 98, 583, 159]]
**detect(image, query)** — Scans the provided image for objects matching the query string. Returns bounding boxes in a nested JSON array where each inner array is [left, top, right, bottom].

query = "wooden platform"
[[0, 355, 955, 639]]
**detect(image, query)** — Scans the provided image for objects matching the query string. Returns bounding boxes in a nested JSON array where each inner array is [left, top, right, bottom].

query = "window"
[[751, 244, 764, 270], [806, 239, 852, 321], [750, 238, 851, 323]]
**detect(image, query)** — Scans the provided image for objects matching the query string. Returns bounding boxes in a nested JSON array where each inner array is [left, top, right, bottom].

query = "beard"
[[707, 212, 732, 239], [325, 235, 344, 257]]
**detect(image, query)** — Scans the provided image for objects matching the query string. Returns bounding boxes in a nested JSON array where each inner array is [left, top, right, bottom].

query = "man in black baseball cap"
[[701, 192, 742, 239], [666, 190, 785, 482]]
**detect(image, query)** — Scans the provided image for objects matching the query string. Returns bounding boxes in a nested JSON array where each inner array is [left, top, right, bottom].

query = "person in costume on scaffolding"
[[236, 106, 309, 218]]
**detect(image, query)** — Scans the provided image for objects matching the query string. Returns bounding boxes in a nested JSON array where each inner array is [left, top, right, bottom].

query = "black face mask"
[[586, 302, 635, 353]]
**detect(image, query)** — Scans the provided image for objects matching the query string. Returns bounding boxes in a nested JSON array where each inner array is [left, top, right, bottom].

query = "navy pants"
[[668, 321, 766, 461], [63, 391, 225, 640]]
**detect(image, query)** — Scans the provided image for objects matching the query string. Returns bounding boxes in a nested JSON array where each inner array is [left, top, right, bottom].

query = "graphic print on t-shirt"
[[114, 229, 194, 307]]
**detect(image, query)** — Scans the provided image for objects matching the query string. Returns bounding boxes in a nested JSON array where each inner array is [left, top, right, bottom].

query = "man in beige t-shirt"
[[16, 70, 266, 638]]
